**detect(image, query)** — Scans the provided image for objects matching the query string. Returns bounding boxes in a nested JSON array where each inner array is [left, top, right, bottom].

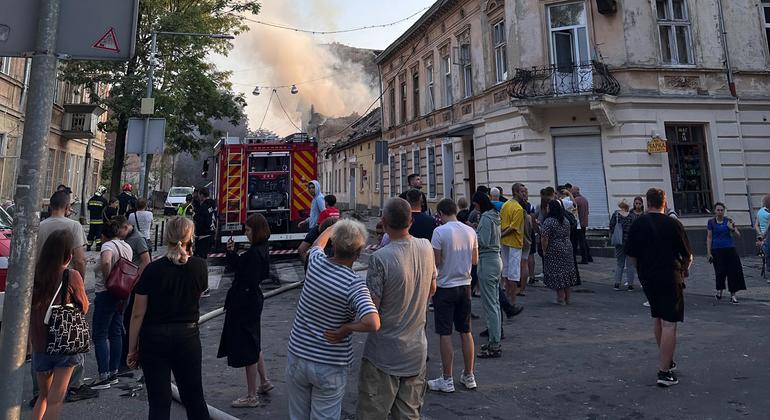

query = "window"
[[426, 61, 435, 112], [412, 71, 420, 119], [91, 160, 101, 195], [427, 144, 437, 199], [460, 44, 473, 98], [54, 150, 66, 189], [45, 148, 55, 195], [763, 1, 770, 53], [665, 124, 713, 215], [400, 152, 408, 193], [548, 2, 592, 94], [71, 113, 88, 131], [492, 20, 507, 83], [0, 57, 11, 75], [388, 84, 396, 127], [656, 0, 693, 65], [0, 133, 6, 157], [413, 148, 420, 175], [400, 80, 407, 124], [441, 55, 453, 107], [389, 154, 397, 196]]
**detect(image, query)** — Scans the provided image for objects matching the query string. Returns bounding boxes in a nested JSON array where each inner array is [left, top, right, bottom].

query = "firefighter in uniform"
[[86, 186, 108, 251]]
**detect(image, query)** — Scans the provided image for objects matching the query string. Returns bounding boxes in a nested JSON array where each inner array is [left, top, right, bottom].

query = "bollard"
[[160, 219, 165, 250], [154, 224, 159, 252]]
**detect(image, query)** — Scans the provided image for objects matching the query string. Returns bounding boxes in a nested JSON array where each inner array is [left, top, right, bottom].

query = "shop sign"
[[647, 135, 668, 154]]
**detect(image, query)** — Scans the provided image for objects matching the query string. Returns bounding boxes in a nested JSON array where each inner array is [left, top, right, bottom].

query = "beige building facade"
[[0, 56, 107, 206], [378, 0, 770, 229]]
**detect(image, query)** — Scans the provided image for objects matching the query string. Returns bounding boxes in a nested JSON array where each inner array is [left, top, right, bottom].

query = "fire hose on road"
[[170, 280, 305, 420]]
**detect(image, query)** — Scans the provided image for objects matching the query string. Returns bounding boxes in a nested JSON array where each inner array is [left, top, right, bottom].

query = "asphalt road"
[[18, 254, 770, 419]]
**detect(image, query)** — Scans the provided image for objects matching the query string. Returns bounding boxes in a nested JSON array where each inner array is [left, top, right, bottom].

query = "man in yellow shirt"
[[500, 183, 526, 309]]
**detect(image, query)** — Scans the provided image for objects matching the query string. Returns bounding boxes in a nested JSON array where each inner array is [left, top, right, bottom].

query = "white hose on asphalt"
[[168, 280, 305, 418]]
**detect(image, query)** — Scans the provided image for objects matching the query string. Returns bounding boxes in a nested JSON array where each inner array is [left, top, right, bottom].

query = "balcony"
[[509, 61, 620, 100], [61, 103, 106, 139]]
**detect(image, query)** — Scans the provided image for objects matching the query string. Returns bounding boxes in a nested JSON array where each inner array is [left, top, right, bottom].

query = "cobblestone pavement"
[[21, 248, 770, 419]]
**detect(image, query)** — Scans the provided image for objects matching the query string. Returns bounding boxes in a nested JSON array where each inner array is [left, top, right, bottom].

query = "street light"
[[138, 31, 235, 198]]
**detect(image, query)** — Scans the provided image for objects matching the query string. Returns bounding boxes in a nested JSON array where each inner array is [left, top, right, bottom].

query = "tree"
[[60, 0, 260, 197]]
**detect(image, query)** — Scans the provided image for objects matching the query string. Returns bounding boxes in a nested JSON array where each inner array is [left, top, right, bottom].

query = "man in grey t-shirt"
[[357, 197, 436, 420]]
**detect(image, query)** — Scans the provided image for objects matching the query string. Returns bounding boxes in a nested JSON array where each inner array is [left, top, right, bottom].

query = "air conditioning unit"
[[596, 0, 617, 15]]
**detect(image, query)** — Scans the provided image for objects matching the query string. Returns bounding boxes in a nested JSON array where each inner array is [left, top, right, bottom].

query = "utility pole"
[[137, 32, 157, 200], [0, 0, 61, 417]]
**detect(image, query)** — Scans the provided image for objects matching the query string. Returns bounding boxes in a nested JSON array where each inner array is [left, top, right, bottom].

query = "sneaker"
[[108, 374, 119, 385], [231, 396, 259, 408], [643, 301, 650, 307], [478, 344, 502, 359], [613, 284, 620, 291], [201, 288, 211, 298], [460, 372, 477, 390], [90, 378, 112, 390], [656, 370, 679, 387], [627, 285, 635, 291], [65, 386, 99, 403], [669, 361, 677, 372], [427, 376, 455, 393]]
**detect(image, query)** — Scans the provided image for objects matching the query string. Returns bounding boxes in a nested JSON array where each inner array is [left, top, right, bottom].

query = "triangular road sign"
[[93, 27, 120, 53]]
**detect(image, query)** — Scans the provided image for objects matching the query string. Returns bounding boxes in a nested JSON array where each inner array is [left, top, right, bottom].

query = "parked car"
[[0, 206, 13, 328], [164, 186, 194, 215]]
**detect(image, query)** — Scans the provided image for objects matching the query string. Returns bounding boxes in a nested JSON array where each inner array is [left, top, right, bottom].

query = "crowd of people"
[[25, 175, 770, 419]]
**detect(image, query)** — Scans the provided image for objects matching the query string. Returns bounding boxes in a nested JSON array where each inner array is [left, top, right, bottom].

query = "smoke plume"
[[218, 1, 380, 136]]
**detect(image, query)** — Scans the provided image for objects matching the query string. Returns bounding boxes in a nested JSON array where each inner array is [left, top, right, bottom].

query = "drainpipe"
[[377, 58, 386, 215], [716, 0, 753, 226]]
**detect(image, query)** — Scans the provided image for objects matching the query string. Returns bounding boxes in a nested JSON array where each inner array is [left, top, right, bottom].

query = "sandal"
[[258, 381, 274, 395], [231, 396, 259, 408]]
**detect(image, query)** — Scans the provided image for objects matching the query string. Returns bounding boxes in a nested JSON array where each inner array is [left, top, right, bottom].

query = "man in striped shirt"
[[287, 219, 380, 420], [357, 197, 437, 419]]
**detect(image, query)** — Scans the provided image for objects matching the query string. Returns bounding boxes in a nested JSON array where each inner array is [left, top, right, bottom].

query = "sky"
[[211, 0, 435, 136]]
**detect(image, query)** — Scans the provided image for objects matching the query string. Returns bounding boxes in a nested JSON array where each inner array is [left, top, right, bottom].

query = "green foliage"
[[60, 0, 260, 156]]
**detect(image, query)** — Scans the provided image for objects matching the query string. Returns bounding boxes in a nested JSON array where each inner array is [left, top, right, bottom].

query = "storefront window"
[[665, 124, 713, 215], [389, 154, 397, 197]]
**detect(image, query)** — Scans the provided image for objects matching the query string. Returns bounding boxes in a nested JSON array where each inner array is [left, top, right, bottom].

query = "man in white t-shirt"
[[427, 198, 479, 393]]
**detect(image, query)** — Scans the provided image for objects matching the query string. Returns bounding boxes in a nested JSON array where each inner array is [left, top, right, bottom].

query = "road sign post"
[[0, 0, 61, 417]]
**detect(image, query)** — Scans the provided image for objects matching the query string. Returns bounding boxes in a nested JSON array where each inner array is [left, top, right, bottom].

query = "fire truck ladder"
[[224, 151, 244, 230]]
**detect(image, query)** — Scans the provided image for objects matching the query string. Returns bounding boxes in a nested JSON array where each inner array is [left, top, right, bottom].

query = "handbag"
[[44, 270, 91, 355], [610, 212, 624, 246], [105, 240, 140, 300]]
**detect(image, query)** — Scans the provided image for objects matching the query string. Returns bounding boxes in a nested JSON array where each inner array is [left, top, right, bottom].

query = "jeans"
[[577, 227, 592, 261], [140, 324, 209, 420], [92, 291, 124, 376], [614, 246, 636, 286], [478, 252, 502, 347], [286, 353, 349, 420], [764, 235, 770, 271]]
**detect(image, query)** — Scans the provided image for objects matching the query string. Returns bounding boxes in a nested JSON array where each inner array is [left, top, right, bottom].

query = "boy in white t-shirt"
[[427, 198, 479, 393], [129, 198, 154, 242]]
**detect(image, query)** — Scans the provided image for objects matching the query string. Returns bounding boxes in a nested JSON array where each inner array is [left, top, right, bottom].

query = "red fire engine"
[[212, 133, 318, 248]]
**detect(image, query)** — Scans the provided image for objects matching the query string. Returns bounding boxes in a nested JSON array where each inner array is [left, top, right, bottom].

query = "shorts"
[[432, 286, 472, 335], [643, 282, 684, 323], [501, 246, 522, 281], [32, 352, 83, 374]]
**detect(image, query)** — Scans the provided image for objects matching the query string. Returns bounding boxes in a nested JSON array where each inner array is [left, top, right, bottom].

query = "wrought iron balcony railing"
[[509, 61, 620, 100]]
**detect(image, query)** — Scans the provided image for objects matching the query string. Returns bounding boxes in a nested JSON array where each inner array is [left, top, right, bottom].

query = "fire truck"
[[212, 133, 318, 249]]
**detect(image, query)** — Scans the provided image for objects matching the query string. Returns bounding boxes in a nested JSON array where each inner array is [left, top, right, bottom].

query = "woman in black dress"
[[218, 213, 273, 408], [541, 200, 579, 304]]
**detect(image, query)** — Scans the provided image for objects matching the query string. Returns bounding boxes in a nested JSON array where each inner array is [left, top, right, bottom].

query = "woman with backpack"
[[218, 214, 274, 407], [609, 200, 638, 291], [91, 219, 133, 390], [707, 202, 746, 304], [30, 230, 89, 420]]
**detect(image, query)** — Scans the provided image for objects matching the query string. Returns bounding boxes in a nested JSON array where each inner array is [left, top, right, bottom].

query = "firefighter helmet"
[[122, 183, 133, 192]]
